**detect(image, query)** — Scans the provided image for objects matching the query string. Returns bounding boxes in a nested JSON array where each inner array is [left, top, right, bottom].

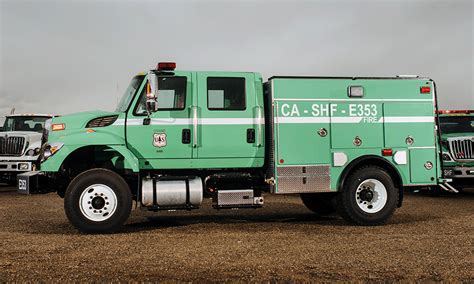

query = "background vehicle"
[[438, 110, 474, 190], [18, 63, 444, 233], [0, 114, 54, 185]]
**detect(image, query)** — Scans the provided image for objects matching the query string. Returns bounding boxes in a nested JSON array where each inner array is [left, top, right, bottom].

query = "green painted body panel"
[[270, 77, 439, 191], [126, 71, 194, 161], [409, 149, 437, 183], [328, 148, 410, 190]]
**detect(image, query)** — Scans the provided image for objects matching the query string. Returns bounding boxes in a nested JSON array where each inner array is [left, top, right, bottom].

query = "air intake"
[[86, 115, 118, 128]]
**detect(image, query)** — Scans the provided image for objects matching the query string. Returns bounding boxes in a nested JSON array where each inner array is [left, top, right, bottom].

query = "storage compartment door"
[[409, 149, 437, 184]]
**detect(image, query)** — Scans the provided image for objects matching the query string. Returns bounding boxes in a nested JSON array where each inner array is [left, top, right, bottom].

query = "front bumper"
[[0, 161, 33, 172], [443, 166, 474, 178], [17, 171, 53, 194]]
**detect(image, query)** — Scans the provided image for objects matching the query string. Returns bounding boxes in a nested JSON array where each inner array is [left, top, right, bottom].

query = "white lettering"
[[320, 104, 329, 116], [291, 104, 300, 116], [311, 104, 320, 116], [349, 104, 357, 116], [331, 104, 338, 116], [281, 104, 290, 116]]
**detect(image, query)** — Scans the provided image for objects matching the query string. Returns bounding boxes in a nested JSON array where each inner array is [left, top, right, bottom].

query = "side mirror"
[[145, 72, 158, 113], [146, 95, 158, 113]]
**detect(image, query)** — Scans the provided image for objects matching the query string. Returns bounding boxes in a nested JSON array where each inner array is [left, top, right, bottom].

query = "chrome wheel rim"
[[355, 179, 387, 214], [79, 184, 117, 222]]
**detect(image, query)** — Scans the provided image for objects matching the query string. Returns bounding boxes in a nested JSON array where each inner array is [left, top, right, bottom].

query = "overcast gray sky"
[[0, 0, 473, 120]]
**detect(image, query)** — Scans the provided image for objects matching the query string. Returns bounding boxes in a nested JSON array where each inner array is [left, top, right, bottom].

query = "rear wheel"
[[64, 168, 132, 233], [337, 166, 398, 226], [300, 193, 336, 215]]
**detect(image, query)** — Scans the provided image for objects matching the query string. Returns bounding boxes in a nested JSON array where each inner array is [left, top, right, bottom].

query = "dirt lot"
[[0, 185, 472, 282]]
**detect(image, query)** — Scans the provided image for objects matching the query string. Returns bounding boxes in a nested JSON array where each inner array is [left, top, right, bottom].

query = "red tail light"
[[382, 149, 393, 156], [420, 86, 431, 94]]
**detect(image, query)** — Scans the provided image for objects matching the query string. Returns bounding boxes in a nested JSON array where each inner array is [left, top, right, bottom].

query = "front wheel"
[[337, 166, 398, 226], [64, 168, 132, 233]]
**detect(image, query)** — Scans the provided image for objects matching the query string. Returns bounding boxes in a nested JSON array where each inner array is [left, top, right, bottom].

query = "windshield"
[[439, 116, 474, 134], [2, 116, 50, 132], [115, 75, 145, 112]]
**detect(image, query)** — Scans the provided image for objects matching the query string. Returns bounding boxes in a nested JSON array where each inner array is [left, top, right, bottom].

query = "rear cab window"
[[207, 77, 246, 111]]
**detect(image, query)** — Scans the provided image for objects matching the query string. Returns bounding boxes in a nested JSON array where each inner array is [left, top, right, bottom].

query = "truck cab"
[[0, 114, 54, 185], [438, 110, 474, 188], [19, 63, 442, 233]]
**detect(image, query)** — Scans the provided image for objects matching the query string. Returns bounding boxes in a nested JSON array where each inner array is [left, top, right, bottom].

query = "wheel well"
[[338, 155, 404, 207], [57, 145, 137, 197]]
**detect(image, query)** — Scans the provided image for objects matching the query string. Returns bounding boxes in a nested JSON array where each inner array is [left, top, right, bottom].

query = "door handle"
[[256, 106, 263, 147], [191, 106, 198, 148], [182, 129, 191, 144], [247, 128, 255, 143]]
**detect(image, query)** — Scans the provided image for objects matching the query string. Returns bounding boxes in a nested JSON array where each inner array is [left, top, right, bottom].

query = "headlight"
[[26, 148, 41, 156], [18, 163, 30, 170], [41, 142, 64, 162], [442, 153, 452, 161]]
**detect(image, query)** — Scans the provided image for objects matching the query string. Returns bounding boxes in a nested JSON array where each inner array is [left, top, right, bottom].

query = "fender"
[[41, 129, 140, 172], [338, 155, 405, 207]]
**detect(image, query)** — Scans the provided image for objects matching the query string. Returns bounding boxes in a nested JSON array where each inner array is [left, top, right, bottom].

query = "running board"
[[439, 182, 459, 193]]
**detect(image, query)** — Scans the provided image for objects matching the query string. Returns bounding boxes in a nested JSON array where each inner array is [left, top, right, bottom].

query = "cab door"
[[126, 72, 193, 165], [196, 73, 262, 161]]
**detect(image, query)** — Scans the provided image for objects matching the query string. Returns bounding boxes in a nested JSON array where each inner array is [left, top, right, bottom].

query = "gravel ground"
[[0, 185, 473, 282]]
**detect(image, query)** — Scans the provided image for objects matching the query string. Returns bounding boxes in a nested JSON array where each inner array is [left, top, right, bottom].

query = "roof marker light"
[[157, 62, 176, 71]]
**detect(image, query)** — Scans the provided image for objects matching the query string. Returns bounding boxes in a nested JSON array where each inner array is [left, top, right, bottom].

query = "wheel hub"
[[79, 184, 117, 222], [91, 196, 106, 210], [355, 179, 388, 214], [358, 188, 374, 202]]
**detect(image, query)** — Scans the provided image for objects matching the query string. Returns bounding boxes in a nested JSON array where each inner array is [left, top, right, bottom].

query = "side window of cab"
[[135, 76, 187, 115], [207, 77, 246, 111]]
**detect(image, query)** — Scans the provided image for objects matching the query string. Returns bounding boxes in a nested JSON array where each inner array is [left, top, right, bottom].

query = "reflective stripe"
[[276, 117, 330, 124], [380, 116, 434, 123], [113, 118, 264, 126], [275, 116, 433, 124], [112, 116, 434, 126]]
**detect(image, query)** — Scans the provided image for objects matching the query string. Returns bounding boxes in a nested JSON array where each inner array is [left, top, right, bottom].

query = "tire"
[[300, 193, 336, 215], [64, 168, 132, 233], [337, 165, 398, 226]]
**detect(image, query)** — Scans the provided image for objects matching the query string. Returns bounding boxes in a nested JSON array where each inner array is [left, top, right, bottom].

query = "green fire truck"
[[18, 62, 447, 233], [438, 110, 474, 189]]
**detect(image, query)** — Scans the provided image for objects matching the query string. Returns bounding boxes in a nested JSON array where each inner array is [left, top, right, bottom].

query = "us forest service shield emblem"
[[153, 132, 167, 148]]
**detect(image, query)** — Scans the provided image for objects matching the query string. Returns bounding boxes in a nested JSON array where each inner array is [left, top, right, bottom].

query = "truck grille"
[[0, 136, 25, 156], [449, 137, 474, 161]]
